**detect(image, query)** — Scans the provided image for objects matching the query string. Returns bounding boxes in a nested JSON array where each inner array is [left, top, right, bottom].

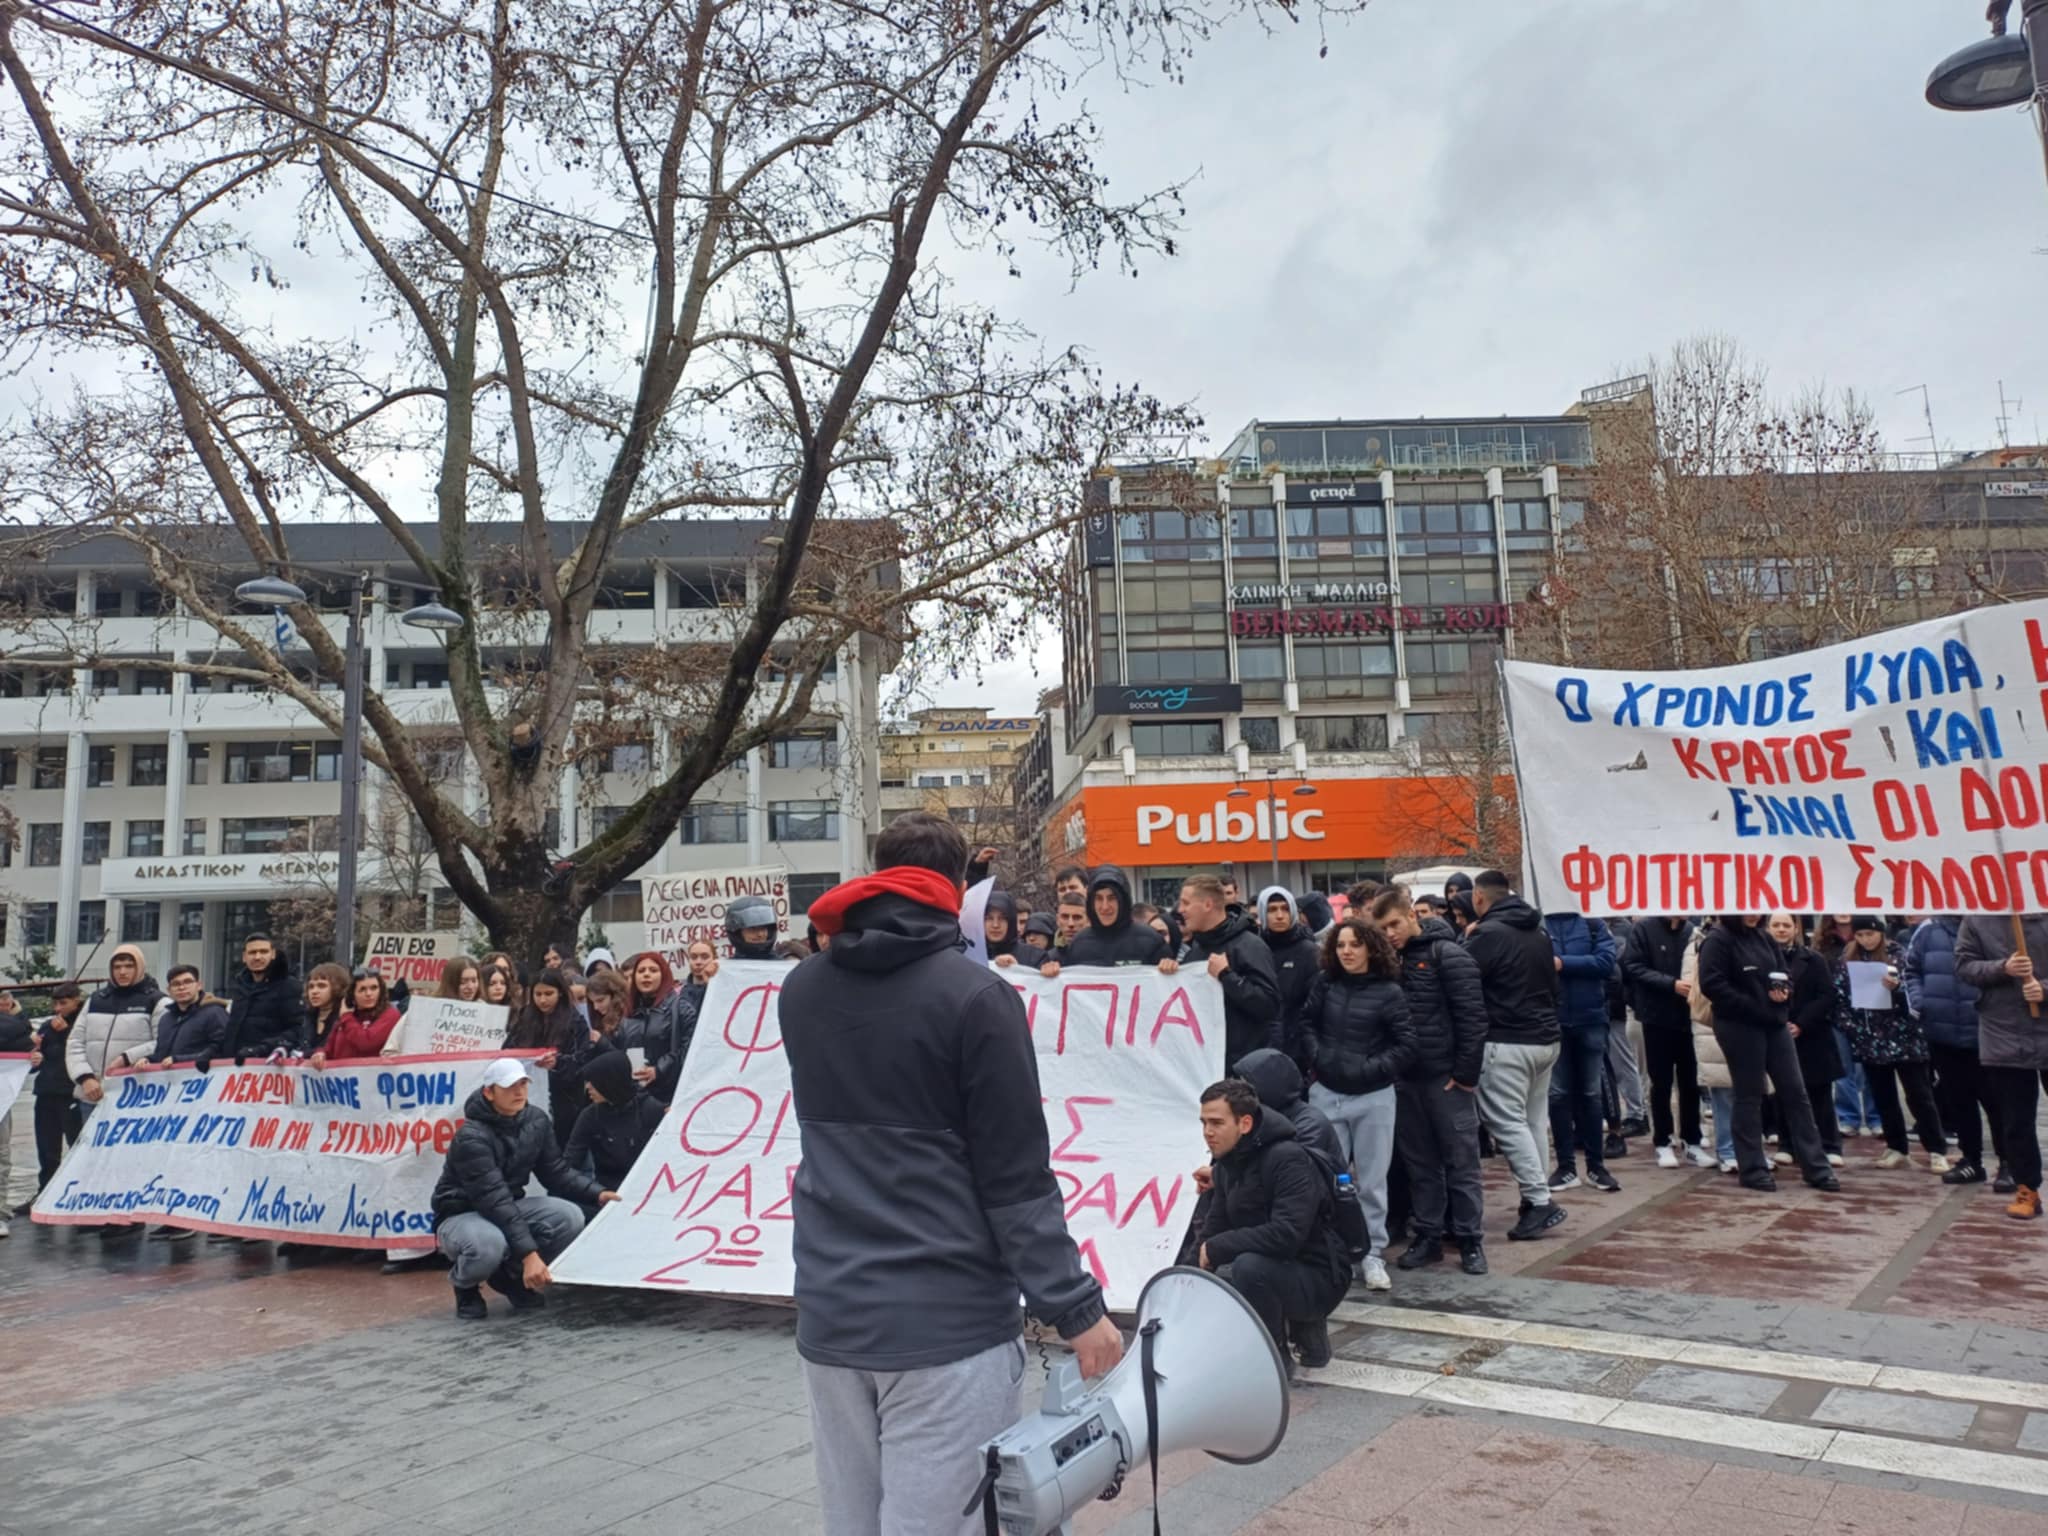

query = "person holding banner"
[[221, 935, 306, 1064], [22, 984, 84, 1211], [1953, 916, 2048, 1219], [432, 1059, 619, 1320], [135, 966, 230, 1068], [1169, 874, 1282, 1069], [69, 944, 167, 1110], [1698, 915, 1838, 1195], [781, 813, 1122, 1533], [506, 968, 597, 1146], [302, 963, 351, 1058], [323, 971, 403, 1062]]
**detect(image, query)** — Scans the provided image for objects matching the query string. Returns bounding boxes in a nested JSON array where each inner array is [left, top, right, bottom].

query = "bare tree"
[[0, 0, 1352, 955], [1524, 335, 1976, 672], [1389, 648, 1520, 873], [266, 789, 455, 964]]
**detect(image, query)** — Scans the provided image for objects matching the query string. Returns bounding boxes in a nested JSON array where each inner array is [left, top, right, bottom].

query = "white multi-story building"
[[0, 522, 890, 979]]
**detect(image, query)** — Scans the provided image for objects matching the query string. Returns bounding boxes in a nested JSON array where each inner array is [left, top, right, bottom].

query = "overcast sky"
[[919, 0, 2048, 717]]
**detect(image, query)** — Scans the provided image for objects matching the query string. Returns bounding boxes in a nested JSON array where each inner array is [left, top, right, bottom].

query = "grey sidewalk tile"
[[1631, 1364, 1788, 1415], [1813, 1386, 1979, 1440], [601, 1480, 783, 1533], [1470, 1342, 1625, 1390], [1334, 1324, 1470, 1368], [2017, 1412, 2048, 1454]]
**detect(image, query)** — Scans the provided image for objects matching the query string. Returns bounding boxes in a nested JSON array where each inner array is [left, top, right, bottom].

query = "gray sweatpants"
[[434, 1197, 585, 1288], [804, 1336, 1026, 1536], [1478, 1040, 1560, 1206], [1609, 1019, 1646, 1123], [1308, 1081, 1397, 1258]]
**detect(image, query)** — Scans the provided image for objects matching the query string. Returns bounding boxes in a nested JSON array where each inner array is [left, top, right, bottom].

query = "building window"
[[589, 805, 631, 839], [84, 745, 116, 786], [1302, 860, 1390, 895], [22, 902, 57, 947], [126, 820, 165, 858], [135, 669, 172, 696], [28, 824, 62, 866], [1124, 647, 1229, 682], [769, 800, 839, 841], [1239, 716, 1282, 753], [789, 871, 839, 913], [90, 669, 120, 696], [187, 740, 211, 786], [31, 747, 65, 790], [607, 741, 652, 775], [225, 740, 341, 784], [594, 882, 644, 924], [183, 818, 207, 856], [1296, 715, 1389, 753], [1405, 640, 1476, 698], [0, 749, 13, 789], [121, 903, 161, 944], [768, 727, 840, 770], [679, 803, 748, 845], [0, 906, 7, 947], [1131, 720, 1225, 756], [81, 822, 111, 865], [77, 901, 106, 945], [130, 743, 169, 786], [178, 903, 205, 941], [914, 773, 947, 788], [223, 816, 338, 854], [222, 900, 271, 950]]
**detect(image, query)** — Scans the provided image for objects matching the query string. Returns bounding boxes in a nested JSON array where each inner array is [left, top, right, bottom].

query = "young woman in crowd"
[[586, 969, 630, 1047], [1768, 913, 1846, 1167], [323, 971, 403, 1062], [301, 963, 352, 1060], [565, 970, 591, 1022], [480, 965, 516, 1009], [434, 957, 479, 1001], [505, 967, 598, 1146], [543, 942, 577, 973], [480, 953, 526, 1013], [1834, 915, 1947, 1171], [621, 952, 694, 1103], [1817, 914, 1879, 1135], [680, 940, 718, 1019], [1298, 916, 1416, 1293]]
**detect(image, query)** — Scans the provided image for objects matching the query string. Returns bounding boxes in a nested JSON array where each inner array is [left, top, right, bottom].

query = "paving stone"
[[2018, 1412, 2048, 1455], [1468, 1343, 1622, 1390], [1631, 1364, 1788, 1415], [1333, 1324, 1470, 1369], [1813, 1386, 1979, 1441]]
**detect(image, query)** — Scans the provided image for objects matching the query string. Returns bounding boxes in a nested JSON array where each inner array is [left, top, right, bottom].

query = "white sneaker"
[[1718, 1158, 1739, 1174], [1362, 1256, 1392, 1292], [1826, 1153, 1846, 1167], [1771, 1151, 1793, 1167], [0, 1218, 10, 1239], [1656, 1144, 1680, 1169], [1685, 1144, 1719, 1168], [1928, 1153, 1952, 1174], [1876, 1149, 1909, 1169]]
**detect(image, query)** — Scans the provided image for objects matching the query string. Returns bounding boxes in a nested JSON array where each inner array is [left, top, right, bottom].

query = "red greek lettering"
[[760, 1165, 798, 1222], [759, 1091, 795, 1159], [678, 1087, 763, 1157], [634, 1163, 705, 1218], [1562, 844, 1604, 905], [721, 984, 784, 1069], [1849, 844, 1884, 908], [1148, 987, 1205, 1048], [1607, 855, 1635, 911], [1675, 855, 1703, 911], [688, 1163, 755, 1220], [1066, 1173, 1120, 1222], [1672, 737, 1710, 780], [1052, 1097, 1112, 1164], [1780, 854, 1809, 910], [1117, 1175, 1184, 1230]]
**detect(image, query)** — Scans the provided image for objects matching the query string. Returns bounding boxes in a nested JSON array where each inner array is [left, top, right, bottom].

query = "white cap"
[[480, 1058, 530, 1090]]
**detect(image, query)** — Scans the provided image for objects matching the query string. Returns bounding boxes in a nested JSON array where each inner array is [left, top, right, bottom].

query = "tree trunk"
[[479, 831, 583, 964]]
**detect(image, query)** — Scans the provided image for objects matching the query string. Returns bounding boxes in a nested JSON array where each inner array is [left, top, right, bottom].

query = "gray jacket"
[[1954, 916, 2048, 1070]]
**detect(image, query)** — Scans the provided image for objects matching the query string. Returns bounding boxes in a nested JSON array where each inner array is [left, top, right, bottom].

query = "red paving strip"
[[1885, 1195, 2048, 1329], [0, 1245, 447, 1418], [1237, 1417, 2048, 1535]]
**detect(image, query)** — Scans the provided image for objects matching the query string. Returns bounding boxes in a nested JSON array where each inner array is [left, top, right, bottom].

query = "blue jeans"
[[1710, 1088, 1735, 1163], [1834, 1033, 1877, 1132], [1548, 1023, 1608, 1164]]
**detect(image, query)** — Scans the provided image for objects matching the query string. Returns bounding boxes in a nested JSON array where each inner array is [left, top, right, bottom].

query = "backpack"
[[1297, 1135, 1370, 1265]]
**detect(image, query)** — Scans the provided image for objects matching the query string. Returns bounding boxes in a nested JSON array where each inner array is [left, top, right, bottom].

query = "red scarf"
[[806, 867, 963, 937]]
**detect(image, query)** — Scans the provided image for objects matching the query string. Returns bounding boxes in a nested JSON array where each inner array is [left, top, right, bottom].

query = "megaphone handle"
[[1140, 1318, 1164, 1536]]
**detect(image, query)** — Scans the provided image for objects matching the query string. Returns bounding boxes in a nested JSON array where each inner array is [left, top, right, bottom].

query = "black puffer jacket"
[[1299, 968, 1416, 1096], [1064, 868, 1167, 968], [1235, 1048, 1345, 1174], [33, 1012, 80, 1094], [1179, 910, 1283, 1068], [564, 1050, 665, 1190], [0, 1008, 32, 1053], [151, 997, 231, 1063], [1393, 916, 1486, 1086], [1621, 917, 1696, 1036], [1698, 918, 1788, 1032], [1256, 887, 1321, 1049], [1787, 945, 1844, 1086], [1198, 1105, 1341, 1274], [224, 956, 306, 1061], [430, 1087, 606, 1257], [1463, 893, 1560, 1048]]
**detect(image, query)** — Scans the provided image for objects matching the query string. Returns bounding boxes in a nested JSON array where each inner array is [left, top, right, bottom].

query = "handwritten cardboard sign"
[[0, 1056, 28, 1126], [1505, 600, 2048, 915], [399, 997, 510, 1057], [641, 865, 791, 961], [363, 932, 465, 987], [31, 1053, 549, 1248], [552, 960, 1223, 1308]]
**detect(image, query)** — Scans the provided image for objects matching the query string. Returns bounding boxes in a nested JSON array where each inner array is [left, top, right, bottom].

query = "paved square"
[[1469, 1343, 1622, 1390], [1631, 1364, 1788, 1415], [1814, 1387, 1981, 1441]]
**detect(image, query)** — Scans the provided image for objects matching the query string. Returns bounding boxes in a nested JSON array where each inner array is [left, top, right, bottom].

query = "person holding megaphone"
[[780, 813, 1124, 1535]]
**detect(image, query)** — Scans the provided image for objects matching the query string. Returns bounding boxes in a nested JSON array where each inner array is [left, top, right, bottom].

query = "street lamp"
[[1926, 0, 2048, 193], [233, 570, 465, 964], [1228, 770, 1319, 889]]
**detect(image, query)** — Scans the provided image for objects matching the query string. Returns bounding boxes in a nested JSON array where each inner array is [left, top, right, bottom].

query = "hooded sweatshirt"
[[430, 1088, 606, 1255], [1255, 886, 1320, 1045], [1178, 905, 1283, 1069], [1462, 893, 1560, 1048], [1062, 868, 1167, 968], [564, 1048, 666, 1190], [983, 890, 1046, 968], [583, 947, 618, 974], [780, 868, 1106, 1371], [69, 944, 167, 1089], [1235, 1047, 1345, 1173], [1196, 1102, 1339, 1272]]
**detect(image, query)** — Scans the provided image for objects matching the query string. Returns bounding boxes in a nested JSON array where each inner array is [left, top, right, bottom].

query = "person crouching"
[[430, 1059, 619, 1320]]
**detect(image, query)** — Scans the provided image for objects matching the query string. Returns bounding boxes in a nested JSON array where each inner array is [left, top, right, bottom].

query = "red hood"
[[806, 867, 962, 938]]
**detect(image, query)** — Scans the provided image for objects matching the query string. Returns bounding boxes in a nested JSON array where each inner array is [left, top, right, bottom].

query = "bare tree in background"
[[0, 0, 1361, 956], [1391, 647, 1520, 873], [266, 788, 456, 964], [1524, 334, 1977, 672]]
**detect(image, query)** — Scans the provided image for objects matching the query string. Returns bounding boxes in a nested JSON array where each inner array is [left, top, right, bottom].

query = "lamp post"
[[233, 571, 465, 964], [1227, 770, 1319, 889], [1926, 0, 2048, 195]]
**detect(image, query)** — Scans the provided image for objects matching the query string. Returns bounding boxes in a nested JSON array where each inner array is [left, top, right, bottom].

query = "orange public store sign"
[[1049, 777, 1470, 867]]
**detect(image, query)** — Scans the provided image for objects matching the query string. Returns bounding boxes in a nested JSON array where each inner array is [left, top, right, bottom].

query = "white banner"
[[553, 961, 1223, 1307], [641, 865, 791, 960], [363, 932, 466, 987], [0, 1056, 29, 1125], [399, 997, 510, 1056], [31, 1052, 547, 1248], [1503, 600, 2048, 916]]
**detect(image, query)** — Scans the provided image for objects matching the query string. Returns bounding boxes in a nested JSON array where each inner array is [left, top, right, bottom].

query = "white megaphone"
[[968, 1266, 1290, 1536]]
